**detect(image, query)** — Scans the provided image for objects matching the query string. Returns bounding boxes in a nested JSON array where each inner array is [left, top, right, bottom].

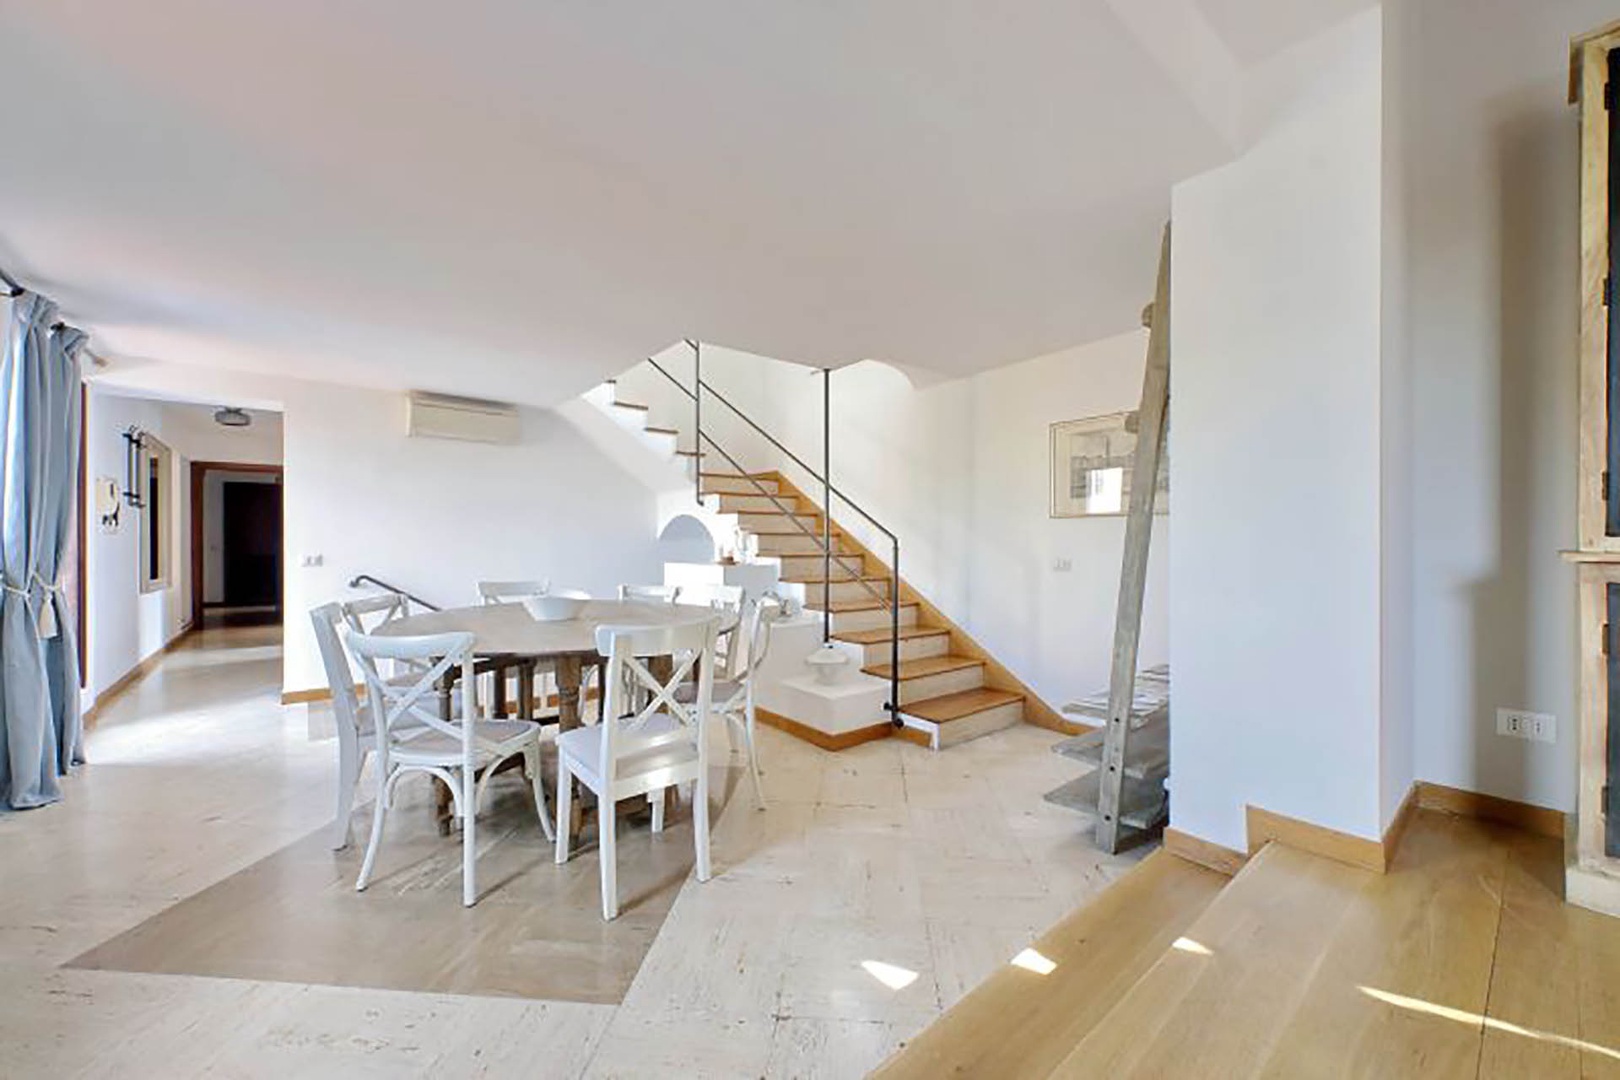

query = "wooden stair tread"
[[819, 598, 912, 613], [780, 573, 887, 582], [642, 425, 679, 436], [610, 400, 649, 411], [674, 449, 706, 457], [902, 688, 1022, 723], [872, 850, 1227, 1080], [833, 626, 948, 645], [865, 655, 984, 681]]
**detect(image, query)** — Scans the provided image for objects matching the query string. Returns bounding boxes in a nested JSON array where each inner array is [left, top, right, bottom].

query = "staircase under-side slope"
[[580, 371, 1071, 749]]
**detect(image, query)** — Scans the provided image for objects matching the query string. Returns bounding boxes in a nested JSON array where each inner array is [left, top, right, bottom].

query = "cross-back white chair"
[[619, 583, 681, 604], [312, 602, 374, 850], [477, 579, 550, 605], [346, 628, 553, 906], [556, 615, 720, 920], [679, 597, 775, 808]]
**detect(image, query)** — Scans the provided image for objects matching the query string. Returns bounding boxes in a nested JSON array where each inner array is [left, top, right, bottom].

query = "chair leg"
[[554, 759, 573, 864], [600, 793, 619, 920], [330, 742, 362, 850], [694, 769, 712, 883], [355, 767, 389, 891], [462, 766, 478, 907], [527, 745, 555, 842], [650, 789, 666, 834], [743, 710, 767, 810]]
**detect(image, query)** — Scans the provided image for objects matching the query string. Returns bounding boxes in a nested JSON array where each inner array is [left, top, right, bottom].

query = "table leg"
[[555, 655, 586, 843], [518, 660, 536, 720]]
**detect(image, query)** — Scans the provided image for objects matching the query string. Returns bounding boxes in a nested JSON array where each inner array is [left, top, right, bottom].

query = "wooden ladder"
[[1044, 224, 1172, 853]]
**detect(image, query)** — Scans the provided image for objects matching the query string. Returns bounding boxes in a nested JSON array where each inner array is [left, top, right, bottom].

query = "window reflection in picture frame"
[[1049, 411, 1168, 518]]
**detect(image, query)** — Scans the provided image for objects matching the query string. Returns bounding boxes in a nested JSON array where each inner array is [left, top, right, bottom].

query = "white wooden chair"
[[679, 597, 774, 808], [555, 616, 720, 920], [477, 579, 550, 605], [475, 579, 554, 716], [311, 602, 375, 850], [346, 628, 553, 906], [619, 583, 681, 604]]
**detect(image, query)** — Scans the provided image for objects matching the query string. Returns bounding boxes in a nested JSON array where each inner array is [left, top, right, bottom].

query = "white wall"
[[1169, 9, 1386, 849], [615, 332, 1168, 713], [1397, 0, 1602, 815], [83, 391, 188, 704], [91, 360, 669, 696]]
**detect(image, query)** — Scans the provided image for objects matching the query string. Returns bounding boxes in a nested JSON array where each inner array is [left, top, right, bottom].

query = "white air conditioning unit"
[[405, 391, 520, 445]]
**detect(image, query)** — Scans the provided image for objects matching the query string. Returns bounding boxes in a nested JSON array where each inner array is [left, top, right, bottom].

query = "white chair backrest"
[[619, 583, 681, 604], [726, 596, 778, 685], [344, 629, 478, 755], [594, 616, 719, 773], [478, 579, 549, 605], [310, 603, 363, 731], [678, 583, 744, 612], [342, 592, 411, 633]]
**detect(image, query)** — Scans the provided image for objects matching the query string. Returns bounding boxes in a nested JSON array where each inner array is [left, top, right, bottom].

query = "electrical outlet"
[[1497, 708, 1556, 743], [1052, 558, 1073, 573], [301, 554, 324, 568]]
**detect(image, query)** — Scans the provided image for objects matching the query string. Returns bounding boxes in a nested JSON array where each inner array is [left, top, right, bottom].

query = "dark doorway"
[[222, 481, 282, 607], [189, 461, 283, 629]]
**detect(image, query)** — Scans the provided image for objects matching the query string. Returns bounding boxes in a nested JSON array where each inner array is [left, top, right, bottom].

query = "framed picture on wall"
[[1050, 412, 1168, 518]]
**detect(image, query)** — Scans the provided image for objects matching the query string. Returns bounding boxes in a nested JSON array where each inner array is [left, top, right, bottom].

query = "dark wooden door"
[[222, 481, 281, 608]]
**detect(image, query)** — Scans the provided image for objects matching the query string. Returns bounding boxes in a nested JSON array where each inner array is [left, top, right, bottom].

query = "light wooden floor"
[[880, 807, 1620, 1079]]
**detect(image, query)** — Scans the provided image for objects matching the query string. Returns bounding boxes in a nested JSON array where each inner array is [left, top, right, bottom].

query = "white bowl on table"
[[523, 590, 591, 622]]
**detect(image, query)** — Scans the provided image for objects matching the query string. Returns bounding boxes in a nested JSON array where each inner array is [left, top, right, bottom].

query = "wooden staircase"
[[698, 469, 1043, 749]]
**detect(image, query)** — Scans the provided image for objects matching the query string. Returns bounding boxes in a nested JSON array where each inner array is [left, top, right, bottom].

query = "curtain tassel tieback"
[[3, 575, 64, 639]]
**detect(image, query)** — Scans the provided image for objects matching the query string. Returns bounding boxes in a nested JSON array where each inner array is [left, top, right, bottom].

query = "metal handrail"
[[644, 358, 874, 591], [677, 340, 896, 542], [645, 347, 904, 724], [346, 574, 441, 612]]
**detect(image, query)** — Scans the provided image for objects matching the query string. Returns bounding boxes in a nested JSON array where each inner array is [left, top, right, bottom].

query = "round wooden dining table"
[[375, 598, 733, 730]]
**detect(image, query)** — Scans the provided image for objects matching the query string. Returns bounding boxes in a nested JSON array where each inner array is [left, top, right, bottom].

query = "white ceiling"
[[0, 1, 1368, 406]]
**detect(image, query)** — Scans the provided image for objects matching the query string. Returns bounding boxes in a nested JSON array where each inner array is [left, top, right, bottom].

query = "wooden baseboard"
[[1246, 805, 1386, 874], [1414, 781, 1567, 840], [757, 707, 892, 751], [893, 724, 930, 748], [83, 628, 196, 727], [1382, 783, 1421, 869], [1164, 827, 1247, 876], [281, 686, 333, 705]]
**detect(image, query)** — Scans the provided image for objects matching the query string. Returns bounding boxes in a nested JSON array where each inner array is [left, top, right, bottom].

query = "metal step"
[[1053, 714, 1169, 781], [1043, 769, 1167, 832]]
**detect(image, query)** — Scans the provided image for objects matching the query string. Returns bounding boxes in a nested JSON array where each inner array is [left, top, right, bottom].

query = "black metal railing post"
[[822, 367, 832, 645], [693, 340, 703, 506], [890, 538, 900, 723]]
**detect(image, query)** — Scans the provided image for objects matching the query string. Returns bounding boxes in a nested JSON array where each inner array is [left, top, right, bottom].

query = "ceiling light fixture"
[[214, 407, 251, 428]]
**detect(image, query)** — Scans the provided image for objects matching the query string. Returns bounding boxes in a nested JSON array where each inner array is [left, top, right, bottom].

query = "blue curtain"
[[0, 293, 85, 809]]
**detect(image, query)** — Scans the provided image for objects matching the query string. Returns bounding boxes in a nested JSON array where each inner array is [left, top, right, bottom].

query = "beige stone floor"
[[0, 625, 1147, 1078]]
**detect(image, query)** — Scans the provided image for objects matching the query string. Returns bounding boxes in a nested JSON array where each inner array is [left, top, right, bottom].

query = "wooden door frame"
[[188, 460, 284, 629]]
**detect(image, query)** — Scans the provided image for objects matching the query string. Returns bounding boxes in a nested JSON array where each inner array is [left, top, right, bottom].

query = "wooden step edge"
[[819, 599, 917, 614], [832, 626, 952, 645], [901, 688, 1023, 724], [673, 450, 706, 457], [782, 575, 891, 586], [609, 400, 649, 412], [643, 425, 680, 436], [698, 470, 777, 480], [870, 851, 1228, 1080], [864, 656, 985, 682]]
